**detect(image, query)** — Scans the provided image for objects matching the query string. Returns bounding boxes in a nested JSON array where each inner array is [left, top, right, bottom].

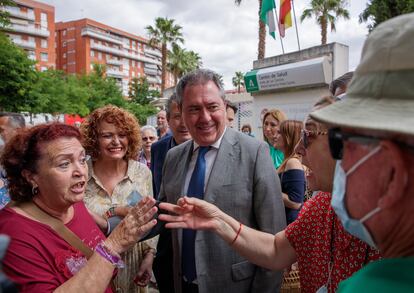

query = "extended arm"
[[159, 197, 296, 271]]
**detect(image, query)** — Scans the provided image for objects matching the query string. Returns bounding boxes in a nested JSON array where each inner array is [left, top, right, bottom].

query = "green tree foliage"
[[235, 0, 266, 60], [80, 63, 125, 111], [0, 33, 37, 112], [301, 0, 350, 45], [0, 0, 16, 28], [167, 44, 202, 85], [127, 76, 158, 125], [146, 17, 184, 93], [359, 0, 414, 32], [232, 71, 245, 93]]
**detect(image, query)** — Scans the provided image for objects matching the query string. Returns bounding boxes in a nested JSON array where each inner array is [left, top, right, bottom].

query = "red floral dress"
[[285, 191, 381, 293]]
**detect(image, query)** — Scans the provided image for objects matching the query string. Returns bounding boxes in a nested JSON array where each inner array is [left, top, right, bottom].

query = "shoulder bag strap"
[[18, 202, 94, 259]]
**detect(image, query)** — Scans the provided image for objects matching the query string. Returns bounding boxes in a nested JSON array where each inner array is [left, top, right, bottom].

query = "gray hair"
[[175, 69, 225, 105], [166, 93, 180, 120], [0, 112, 25, 128], [141, 125, 157, 136]]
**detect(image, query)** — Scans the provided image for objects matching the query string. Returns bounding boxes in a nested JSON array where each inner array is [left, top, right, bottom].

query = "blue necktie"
[[182, 146, 210, 282]]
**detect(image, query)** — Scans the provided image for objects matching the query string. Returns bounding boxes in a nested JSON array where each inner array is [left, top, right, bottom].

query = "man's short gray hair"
[[175, 69, 225, 106], [0, 112, 25, 128], [141, 125, 157, 136], [166, 93, 180, 120]]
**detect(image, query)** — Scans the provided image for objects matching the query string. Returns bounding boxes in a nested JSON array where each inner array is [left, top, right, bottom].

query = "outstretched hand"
[[158, 197, 222, 231]]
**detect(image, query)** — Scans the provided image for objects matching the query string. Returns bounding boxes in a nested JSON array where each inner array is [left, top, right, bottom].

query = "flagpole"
[[274, 1, 285, 54], [291, 0, 301, 51]]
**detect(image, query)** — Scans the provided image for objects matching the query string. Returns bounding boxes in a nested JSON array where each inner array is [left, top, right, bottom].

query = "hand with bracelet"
[[159, 197, 296, 271]]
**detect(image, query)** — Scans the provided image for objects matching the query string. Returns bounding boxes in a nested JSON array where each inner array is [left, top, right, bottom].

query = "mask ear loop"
[[346, 145, 382, 176]]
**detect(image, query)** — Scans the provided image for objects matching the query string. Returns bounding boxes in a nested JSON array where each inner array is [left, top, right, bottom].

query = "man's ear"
[[377, 140, 408, 209], [21, 169, 37, 188]]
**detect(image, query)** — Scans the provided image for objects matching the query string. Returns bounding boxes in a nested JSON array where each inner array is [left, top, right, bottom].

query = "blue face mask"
[[331, 145, 382, 248]]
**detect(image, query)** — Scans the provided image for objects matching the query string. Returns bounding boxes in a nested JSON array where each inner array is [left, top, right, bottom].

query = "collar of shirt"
[[87, 159, 134, 189]]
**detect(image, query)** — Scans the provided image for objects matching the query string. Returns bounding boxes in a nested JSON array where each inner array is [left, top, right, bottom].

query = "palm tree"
[[232, 71, 245, 93], [168, 44, 202, 85], [146, 17, 184, 93], [235, 0, 266, 60], [300, 0, 350, 45]]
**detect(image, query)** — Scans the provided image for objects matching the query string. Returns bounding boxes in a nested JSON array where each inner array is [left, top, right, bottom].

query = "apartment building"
[[55, 18, 174, 95], [1, 0, 55, 70]]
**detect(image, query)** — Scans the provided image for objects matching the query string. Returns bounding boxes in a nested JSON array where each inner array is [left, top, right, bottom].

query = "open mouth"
[[108, 147, 123, 153], [71, 181, 85, 193]]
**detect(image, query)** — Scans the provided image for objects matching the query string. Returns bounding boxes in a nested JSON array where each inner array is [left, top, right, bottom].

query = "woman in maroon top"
[[0, 123, 157, 293], [159, 96, 381, 293]]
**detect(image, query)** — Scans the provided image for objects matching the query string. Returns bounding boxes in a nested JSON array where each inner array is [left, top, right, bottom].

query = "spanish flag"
[[279, 0, 292, 37]]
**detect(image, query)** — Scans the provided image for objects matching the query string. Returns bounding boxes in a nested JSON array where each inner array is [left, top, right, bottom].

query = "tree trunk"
[[321, 16, 327, 45], [258, 0, 266, 60], [161, 43, 167, 94]]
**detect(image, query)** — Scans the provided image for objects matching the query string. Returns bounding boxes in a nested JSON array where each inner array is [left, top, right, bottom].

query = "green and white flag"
[[260, 0, 277, 39]]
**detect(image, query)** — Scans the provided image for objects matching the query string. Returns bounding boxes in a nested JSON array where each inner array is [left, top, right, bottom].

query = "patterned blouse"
[[84, 159, 156, 293], [285, 191, 381, 293]]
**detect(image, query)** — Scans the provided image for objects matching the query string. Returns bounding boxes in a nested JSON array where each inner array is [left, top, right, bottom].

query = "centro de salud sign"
[[244, 56, 332, 93]]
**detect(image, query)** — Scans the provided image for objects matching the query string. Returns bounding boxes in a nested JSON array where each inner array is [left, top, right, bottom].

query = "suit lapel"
[[171, 141, 193, 204], [205, 129, 239, 203]]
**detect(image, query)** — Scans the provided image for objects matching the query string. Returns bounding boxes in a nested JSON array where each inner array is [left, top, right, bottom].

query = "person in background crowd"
[[225, 99, 238, 128], [0, 112, 26, 209], [0, 112, 25, 144], [262, 109, 287, 169], [274, 120, 305, 224], [151, 93, 191, 293], [329, 71, 354, 100], [0, 123, 157, 292], [158, 69, 285, 293], [160, 94, 381, 293], [241, 124, 254, 137], [81, 105, 157, 293], [156, 110, 170, 139], [311, 13, 414, 292], [138, 125, 158, 169]]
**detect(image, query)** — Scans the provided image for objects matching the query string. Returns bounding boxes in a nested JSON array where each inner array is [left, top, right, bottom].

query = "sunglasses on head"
[[301, 129, 328, 149], [328, 128, 380, 160]]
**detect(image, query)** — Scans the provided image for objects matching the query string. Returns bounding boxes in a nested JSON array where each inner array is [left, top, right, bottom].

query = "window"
[[40, 66, 47, 72], [98, 52, 102, 60], [90, 50, 95, 57], [63, 53, 67, 58], [40, 53, 48, 62], [62, 41, 67, 47], [41, 39, 48, 48], [63, 30, 67, 36]]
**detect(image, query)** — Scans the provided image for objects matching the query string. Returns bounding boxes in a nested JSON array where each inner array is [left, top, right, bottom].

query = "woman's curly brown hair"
[[0, 123, 81, 203], [81, 105, 141, 160]]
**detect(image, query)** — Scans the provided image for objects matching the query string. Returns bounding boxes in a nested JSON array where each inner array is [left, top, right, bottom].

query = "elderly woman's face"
[[97, 120, 129, 160], [30, 137, 88, 208], [142, 129, 157, 151]]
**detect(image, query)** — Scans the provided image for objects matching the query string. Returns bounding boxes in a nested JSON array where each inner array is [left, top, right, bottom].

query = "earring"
[[32, 185, 39, 195]]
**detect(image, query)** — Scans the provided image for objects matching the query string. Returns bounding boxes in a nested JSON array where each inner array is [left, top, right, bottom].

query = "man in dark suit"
[[151, 93, 191, 293], [158, 69, 286, 293]]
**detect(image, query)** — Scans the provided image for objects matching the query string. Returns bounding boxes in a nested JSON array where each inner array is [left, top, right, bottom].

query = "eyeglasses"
[[301, 129, 328, 149], [328, 128, 380, 160], [142, 136, 156, 142]]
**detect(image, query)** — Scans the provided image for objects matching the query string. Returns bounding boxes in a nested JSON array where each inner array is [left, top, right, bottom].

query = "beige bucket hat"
[[311, 13, 414, 136]]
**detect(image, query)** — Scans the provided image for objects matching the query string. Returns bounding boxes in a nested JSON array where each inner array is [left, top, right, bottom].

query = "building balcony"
[[144, 67, 159, 76], [106, 68, 125, 79], [12, 38, 36, 50], [144, 63, 158, 70], [144, 47, 162, 58], [146, 76, 161, 84], [91, 42, 161, 66], [106, 58, 123, 66], [1, 6, 35, 21], [5, 23, 49, 38], [81, 27, 123, 45]]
